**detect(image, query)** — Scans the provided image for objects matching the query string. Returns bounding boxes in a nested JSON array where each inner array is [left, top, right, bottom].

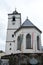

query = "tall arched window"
[[17, 36, 21, 50], [37, 36, 40, 50], [26, 34, 31, 49]]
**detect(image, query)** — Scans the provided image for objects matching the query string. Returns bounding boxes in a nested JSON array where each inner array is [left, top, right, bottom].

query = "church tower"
[[5, 10, 21, 54]]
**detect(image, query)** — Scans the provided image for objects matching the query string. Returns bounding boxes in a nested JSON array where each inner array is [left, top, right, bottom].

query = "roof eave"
[[14, 26, 42, 34]]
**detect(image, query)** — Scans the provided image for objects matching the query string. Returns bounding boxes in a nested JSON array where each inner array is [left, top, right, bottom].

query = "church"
[[5, 9, 42, 54], [2, 10, 43, 65]]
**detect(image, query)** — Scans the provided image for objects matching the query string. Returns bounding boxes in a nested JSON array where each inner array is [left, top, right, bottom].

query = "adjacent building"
[[0, 51, 5, 58]]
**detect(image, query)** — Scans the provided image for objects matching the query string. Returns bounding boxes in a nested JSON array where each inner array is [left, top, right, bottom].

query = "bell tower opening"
[[12, 16, 15, 21]]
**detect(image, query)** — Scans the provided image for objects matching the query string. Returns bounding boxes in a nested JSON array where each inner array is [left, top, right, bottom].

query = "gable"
[[14, 18, 42, 34], [22, 18, 34, 27]]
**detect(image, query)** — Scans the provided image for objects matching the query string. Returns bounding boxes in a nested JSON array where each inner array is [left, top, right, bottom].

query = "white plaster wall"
[[8, 15, 21, 18], [34, 28, 41, 52], [8, 15, 21, 29], [5, 42, 16, 55], [15, 28, 34, 53], [6, 14, 21, 54], [15, 28, 41, 54], [6, 27, 41, 54], [6, 30, 15, 41]]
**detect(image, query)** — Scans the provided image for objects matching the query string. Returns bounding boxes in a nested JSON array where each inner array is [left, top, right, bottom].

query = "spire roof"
[[22, 18, 34, 27]]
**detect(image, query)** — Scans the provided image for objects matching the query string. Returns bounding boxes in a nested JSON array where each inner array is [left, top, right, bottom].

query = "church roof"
[[22, 18, 34, 27], [14, 18, 42, 34]]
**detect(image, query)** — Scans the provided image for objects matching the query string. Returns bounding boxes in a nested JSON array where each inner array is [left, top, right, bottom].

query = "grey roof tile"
[[22, 18, 34, 27]]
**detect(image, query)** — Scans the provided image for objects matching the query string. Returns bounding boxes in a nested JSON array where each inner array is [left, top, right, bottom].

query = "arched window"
[[26, 34, 31, 49], [37, 36, 40, 50], [17, 36, 21, 50]]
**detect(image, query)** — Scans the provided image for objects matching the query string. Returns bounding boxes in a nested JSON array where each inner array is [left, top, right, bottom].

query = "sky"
[[0, 0, 43, 51]]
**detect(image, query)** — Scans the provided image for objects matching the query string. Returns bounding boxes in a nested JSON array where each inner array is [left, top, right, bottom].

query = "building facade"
[[5, 10, 42, 55], [0, 51, 5, 58]]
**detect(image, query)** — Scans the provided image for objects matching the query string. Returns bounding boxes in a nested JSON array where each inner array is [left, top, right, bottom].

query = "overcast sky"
[[0, 0, 43, 51]]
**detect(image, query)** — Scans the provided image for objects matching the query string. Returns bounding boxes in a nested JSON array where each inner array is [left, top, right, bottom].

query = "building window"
[[13, 40, 15, 42], [12, 23, 15, 25], [26, 34, 31, 49], [9, 48, 11, 50], [12, 16, 16, 25], [37, 36, 40, 50], [17, 36, 21, 50], [12, 16, 15, 21], [12, 34, 14, 37], [10, 43, 11, 45]]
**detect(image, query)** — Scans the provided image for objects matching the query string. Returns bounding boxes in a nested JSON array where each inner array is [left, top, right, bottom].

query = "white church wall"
[[15, 29, 22, 53], [34, 28, 41, 53], [8, 19, 21, 29], [22, 28, 36, 53], [15, 28, 35, 53], [6, 27, 41, 54], [8, 15, 21, 29], [5, 42, 16, 55], [6, 30, 15, 41], [8, 14, 21, 19], [15, 28, 41, 53], [5, 12, 21, 54]]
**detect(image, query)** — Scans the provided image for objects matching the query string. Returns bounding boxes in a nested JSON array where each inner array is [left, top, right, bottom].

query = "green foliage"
[[9, 54, 18, 65]]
